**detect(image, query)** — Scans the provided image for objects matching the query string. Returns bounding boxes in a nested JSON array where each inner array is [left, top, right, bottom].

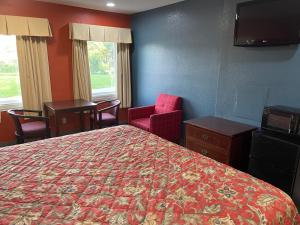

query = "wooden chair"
[[8, 109, 50, 144], [91, 99, 121, 129]]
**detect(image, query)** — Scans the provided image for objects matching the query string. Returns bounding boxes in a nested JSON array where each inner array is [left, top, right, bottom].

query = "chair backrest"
[[97, 99, 121, 117], [109, 99, 121, 117], [7, 109, 24, 136], [155, 93, 182, 114]]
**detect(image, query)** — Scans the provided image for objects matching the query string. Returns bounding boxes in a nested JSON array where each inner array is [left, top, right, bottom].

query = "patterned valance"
[[0, 15, 52, 37], [69, 23, 132, 44]]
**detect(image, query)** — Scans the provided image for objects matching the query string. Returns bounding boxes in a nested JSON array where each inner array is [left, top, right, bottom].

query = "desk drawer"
[[186, 137, 229, 164], [186, 124, 230, 149]]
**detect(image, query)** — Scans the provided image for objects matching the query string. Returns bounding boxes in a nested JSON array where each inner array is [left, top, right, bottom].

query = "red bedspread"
[[0, 125, 298, 224]]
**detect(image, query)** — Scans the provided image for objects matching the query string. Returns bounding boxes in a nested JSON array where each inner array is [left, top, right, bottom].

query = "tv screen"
[[234, 0, 300, 47]]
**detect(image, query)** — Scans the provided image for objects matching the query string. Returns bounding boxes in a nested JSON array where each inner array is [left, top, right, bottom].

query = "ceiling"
[[37, 0, 185, 14]]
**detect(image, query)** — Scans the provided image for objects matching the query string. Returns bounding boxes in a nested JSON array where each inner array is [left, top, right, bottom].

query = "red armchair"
[[128, 94, 182, 143]]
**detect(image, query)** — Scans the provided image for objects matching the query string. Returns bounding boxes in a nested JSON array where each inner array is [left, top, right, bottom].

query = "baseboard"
[[0, 141, 16, 147]]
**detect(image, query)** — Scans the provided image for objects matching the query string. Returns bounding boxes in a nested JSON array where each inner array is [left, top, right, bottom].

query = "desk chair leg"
[[90, 118, 94, 130], [46, 129, 51, 138]]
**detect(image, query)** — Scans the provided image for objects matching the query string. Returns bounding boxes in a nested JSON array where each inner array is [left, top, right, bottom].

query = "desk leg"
[[90, 110, 94, 130], [54, 112, 60, 137], [44, 105, 50, 137], [80, 111, 84, 132], [93, 109, 97, 130], [44, 104, 48, 118]]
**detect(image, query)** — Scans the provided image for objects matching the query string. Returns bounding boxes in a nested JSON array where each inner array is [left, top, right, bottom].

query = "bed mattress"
[[0, 125, 299, 224]]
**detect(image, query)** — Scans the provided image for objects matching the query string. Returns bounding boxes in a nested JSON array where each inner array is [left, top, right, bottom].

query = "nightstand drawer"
[[185, 117, 256, 171], [186, 124, 230, 149], [186, 137, 229, 164]]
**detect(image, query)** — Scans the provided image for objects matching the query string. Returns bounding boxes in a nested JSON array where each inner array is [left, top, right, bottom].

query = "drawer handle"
[[201, 149, 208, 156], [201, 134, 209, 140]]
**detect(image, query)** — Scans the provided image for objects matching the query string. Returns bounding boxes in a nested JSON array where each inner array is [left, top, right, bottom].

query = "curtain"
[[16, 36, 52, 111], [72, 40, 92, 101], [117, 43, 132, 108]]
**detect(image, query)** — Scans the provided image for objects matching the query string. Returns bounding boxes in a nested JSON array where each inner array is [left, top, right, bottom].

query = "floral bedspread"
[[0, 125, 298, 225]]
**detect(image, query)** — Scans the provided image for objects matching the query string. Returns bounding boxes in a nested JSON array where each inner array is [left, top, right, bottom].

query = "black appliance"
[[262, 105, 300, 136], [249, 106, 300, 208], [234, 0, 300, 47]]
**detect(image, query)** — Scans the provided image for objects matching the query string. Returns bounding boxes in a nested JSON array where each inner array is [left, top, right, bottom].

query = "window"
[[0, 35, 22, 109], [87, 41, 117, 100]]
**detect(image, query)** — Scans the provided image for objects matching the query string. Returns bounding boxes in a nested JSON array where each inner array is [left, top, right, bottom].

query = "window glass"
[[0, 35, 22, 108], [87, 41, 117, 100]]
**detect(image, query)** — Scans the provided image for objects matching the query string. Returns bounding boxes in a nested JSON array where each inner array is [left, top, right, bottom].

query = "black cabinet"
[[249, 130, 300, 207]]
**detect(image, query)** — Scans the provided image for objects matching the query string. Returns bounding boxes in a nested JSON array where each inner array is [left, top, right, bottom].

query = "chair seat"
[[130, 118, 150, 131], [92, 112, 118, 128], [92, 113, 116, 122], [102, 113, 116, 121], [21, 121, 47, 136]]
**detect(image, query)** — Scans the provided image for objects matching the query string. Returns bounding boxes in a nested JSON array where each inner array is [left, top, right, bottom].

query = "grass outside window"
[[0, 73, 21, 98], [90, 73, 114, 90]]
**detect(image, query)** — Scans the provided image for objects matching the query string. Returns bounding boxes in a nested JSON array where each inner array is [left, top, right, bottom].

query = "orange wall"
[[0, 0, 131, 142]]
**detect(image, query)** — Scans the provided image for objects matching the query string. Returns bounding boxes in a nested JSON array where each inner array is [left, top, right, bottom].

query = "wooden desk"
[[184, 116, 257, 171], [44, 99, 97, 136]]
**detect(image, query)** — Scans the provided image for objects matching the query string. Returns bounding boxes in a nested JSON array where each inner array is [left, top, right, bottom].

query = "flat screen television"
[[234, 0, 300, 47]]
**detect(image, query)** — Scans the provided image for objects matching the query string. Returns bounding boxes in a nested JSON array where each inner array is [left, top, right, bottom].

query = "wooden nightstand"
[[184, 116, 257, 171]]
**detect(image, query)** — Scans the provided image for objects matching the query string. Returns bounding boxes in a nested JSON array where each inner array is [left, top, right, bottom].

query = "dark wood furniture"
[[249, 130, 300, 208], [91, 99, 121, 129], [8, 109, 50, 144], [184, 116, 257, 171], [44, 99, 97, 136]]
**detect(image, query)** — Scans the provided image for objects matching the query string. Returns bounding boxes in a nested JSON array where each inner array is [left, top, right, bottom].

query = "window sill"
[[0, 96, 23, 111], [92, 89, 117, 102], [93, 94, 117, 102]]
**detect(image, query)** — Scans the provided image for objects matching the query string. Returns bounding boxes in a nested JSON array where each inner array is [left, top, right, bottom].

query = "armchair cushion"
[[155, 94, 182, 114], [129, 118, 150, 131], [22, 121, 47, 136], [128, 105, 155, 123]]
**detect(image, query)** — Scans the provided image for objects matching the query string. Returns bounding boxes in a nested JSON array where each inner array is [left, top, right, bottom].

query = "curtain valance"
[[69, 23, 132, 44], [0, 15, 52, 37]]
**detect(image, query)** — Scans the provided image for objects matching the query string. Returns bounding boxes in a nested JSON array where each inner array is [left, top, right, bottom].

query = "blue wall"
[[132, 0, 300, 126]]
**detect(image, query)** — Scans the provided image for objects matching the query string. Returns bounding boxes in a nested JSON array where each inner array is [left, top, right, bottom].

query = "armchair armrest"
[[128, 105, 155, 123], [21, 115, 49, 121], [149, 110, 183, 143], [94, 99, 121, 114], [97, 105, 118, 113], [13, 109, 43, 116], [150, 110, 182, 127], [96, 104, 120, 123]]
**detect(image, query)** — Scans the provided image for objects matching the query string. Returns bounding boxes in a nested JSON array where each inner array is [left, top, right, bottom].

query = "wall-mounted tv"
[[234, 0, 300, 47]]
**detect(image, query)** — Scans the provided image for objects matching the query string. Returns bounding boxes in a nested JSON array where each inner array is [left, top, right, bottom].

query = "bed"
[[0, 125, 299, 224]]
